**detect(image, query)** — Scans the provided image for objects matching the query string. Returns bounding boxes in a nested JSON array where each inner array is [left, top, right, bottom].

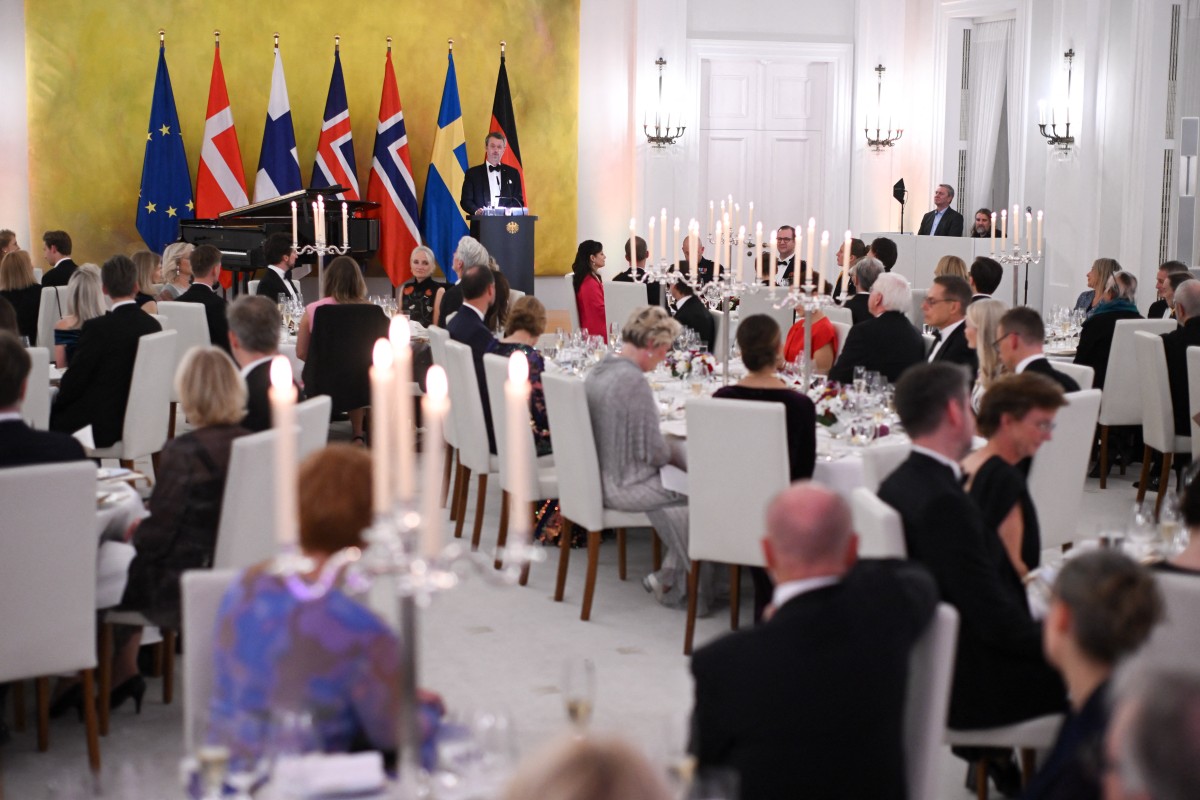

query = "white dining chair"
[[831, 321, 851, 356], [711, 309, 729, 362], [603, 281, 647, 334], [563, 274, 580, 331], [85, 330, 177, 476], [0, 461, 101, 770], [860, 439, 912, 491], [1134, 332, 1191, 515], [946, 715, 1065, 799], [1096, 319, 1176, 487], [683, 398, 788, 654], [181, 569, 238, 754], [904, 604, 959, 800], [1130, 571, 1200, 676], [296, 394, 333, 459], [849, 487, 907, 557], [1050, 361, 1094, 390], [248, 279, 261, 296], [36, 285, 69, 354], [22, 346, 50, 430], [156, 301, 212, 437], [737, 290, 794, 335], [824, 305, 853, 326], [427, 326, 461, 513], [214, 429, 281, 570], [922, 332, 935, 357], [1028, 389, 1102, 551], [1186, 348, 1200, 461], [909, 289, 927, 329], [443, 341, 501, 549], [542, 371, 653, 619]]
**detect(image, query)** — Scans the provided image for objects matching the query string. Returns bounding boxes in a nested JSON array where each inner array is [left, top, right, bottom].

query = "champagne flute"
[[562, 658, 596, 731]]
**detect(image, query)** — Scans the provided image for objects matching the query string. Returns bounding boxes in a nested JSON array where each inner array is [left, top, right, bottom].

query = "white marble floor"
[[0, 429, 1154, 799]]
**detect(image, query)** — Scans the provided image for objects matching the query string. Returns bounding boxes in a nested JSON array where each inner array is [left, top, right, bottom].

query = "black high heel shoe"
[[48, 683, 84, 719], [109, 675, 146, 714]]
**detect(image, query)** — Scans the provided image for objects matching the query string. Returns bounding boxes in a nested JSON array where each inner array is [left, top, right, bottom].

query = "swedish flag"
[[419, 49, 469, 282], [136, 41, 194, 254]]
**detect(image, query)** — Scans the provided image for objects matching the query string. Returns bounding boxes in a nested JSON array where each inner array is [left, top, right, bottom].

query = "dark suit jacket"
[[758, 254, 809, 287], [447, 305, 498, 453], [1073, 307, 1142, 389], [969, 293, 992, 305], [828, 311, 925, 384], [256, 268, 300, 304], [672, 296, 716, 353], [0, 285, 43, 345], [691, 561, 938, 800], [917, 207, 964, 236], [845, 292, 872, 326], [1148, 298, 1170, 319], [1162, 318, 1200, 435], [242, 360, 306, 433], [176, 283, 230, 353], [0, 418, 87, 467], [878, 452, 1066, 728], [41, 258, 78, 288], [1021, 357, 1081, 394], [674, 257, 721, 286], [459, 163, 525, 214], [51, 303, 162, 447], [929, 321, 978, 381]]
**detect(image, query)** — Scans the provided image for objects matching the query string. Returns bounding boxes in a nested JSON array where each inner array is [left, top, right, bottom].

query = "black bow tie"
[[931, 329, 942, 343], [959, 471, 970, 487], [488, 164, 499, 172]]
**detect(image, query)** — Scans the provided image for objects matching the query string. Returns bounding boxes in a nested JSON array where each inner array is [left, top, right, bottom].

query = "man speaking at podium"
[[461, 132, 525, 214]]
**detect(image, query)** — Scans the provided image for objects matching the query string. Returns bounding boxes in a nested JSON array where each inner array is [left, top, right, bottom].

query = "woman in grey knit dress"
[[584, 306, 712, 612]]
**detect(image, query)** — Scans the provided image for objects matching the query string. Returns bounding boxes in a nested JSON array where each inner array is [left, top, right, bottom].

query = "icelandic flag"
[[254, 46, 302, 202], [419, 50, 469, 283], [310, 47, 359, 201], [365, 46, 421, 286], [135, 42, 194, 254], [490, 51, 526, 204]]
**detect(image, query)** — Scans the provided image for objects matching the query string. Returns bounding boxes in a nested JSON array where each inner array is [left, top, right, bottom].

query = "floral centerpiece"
[[666, 349, 718, 379], [808, 382, 847, 428]]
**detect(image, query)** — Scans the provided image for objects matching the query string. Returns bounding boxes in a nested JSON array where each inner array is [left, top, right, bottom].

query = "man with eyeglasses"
[[994, 307, 1080, 394], [763, 225, 809, 287], [925, 275, 978, 381]]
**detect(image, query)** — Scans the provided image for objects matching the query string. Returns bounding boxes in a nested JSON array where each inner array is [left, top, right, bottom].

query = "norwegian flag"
[[310, 46, 359, 200], [365, 46, 421, 286]]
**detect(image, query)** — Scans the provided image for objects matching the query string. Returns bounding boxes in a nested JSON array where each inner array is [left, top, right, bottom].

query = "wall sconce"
[[644, 57, 686, 148], [1038, 49, 1076, 154], [864, 65, 903, 153]]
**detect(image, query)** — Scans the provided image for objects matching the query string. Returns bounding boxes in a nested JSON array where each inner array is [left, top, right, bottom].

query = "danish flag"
[[310, 46, 359, 200], [195, 41, 248, 288]]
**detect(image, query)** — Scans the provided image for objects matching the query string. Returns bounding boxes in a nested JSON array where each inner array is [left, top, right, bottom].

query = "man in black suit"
[[995, 307, 1081, 393], [846, 256, 883, 325], [969, 256, 1004, 303], [917, 183, 965, 236], [255, 233, 301, 305], [678, 235, 720, 285], [611, 236, 661, 306], [227, 296, 304, 432], [447, 263, 499, 452], [691, 482, 937, 800], [1161, 280, 1200, 436], [176, 244, 230, 353], [51, 254, 162, 447], [0, 331, 87, 467], [878, 364, 1066, 792], [1148, 259, 1191, 318], [761, 225, 808, 287], [40, 229, 78, 287], [925, 275, 978, 381], [828, 272, 925, 383], [668, 281, 715, 352], [459, 132, 525, 215]]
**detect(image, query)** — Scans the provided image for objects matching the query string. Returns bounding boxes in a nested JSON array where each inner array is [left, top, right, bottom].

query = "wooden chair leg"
[[580, 530, 602, 621], [1020, 748, 1037, 787], [617, 528, 627, 581], [975, 760, 988, 800], [119, 458, 136, 473], [80, 668, 100, 773], [1156, 452, 1174, 517], [97, 622, 113, 736], [1135, 446, 1153, 504], [518, 501, 536, 586], [150, 640, 164, 678], [683, 561, 703, 655], [494, 491, 510, 570], [35, 677, 49, 752], [652, 531, 663, 573], [13, 679, 26, 731], [1099, 425, 1109, 489], [150, 450, 162, 478], [453, 466, 472, 539], [441, 444, 454, 509], [730, 565, 741, 631], [168, 402, 177, 439], [162, 628, 176, 705], [470, 474, 489, 551], [449, 457, 464, 522], [554, 516, 572, 601]]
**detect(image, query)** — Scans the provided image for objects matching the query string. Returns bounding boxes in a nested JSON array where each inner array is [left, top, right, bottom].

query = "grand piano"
[[180, 187, 380, 296]]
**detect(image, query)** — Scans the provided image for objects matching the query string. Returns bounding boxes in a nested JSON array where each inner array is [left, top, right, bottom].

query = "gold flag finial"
[[274, 32, 280, 49], [386, 36, 392, 53], [214, 30, 220, 47], [448, 38, 454, 53], [335, 35, 340, 51], [158, 29, 165, 45]]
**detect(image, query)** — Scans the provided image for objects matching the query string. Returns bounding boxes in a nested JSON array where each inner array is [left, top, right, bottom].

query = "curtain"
[[966, 20, 1014, 217]]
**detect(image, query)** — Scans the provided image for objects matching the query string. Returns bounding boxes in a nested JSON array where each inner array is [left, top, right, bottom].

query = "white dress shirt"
[[772, 575, 842, 609], [267, 265, 298, 301], [911, 444, 964, 482], [487, 163, 501, 207]]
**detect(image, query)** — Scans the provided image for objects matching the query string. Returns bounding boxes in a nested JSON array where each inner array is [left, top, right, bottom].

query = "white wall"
[[0, 1, 30, 250], [688, 0, 855, 41]]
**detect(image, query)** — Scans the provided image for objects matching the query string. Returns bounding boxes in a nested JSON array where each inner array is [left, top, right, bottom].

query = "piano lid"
[[218, 186, 379, 219]]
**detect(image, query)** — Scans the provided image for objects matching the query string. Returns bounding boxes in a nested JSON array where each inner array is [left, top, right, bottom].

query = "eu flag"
[[419, 50, 469, 282], [136, 42, 194, 254]]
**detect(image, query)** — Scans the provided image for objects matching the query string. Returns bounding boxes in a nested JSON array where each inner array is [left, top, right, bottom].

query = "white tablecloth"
[[96, 480, 146, 608]]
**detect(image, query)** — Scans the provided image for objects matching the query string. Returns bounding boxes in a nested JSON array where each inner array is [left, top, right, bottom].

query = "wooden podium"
[[468, 214, 537, 295]]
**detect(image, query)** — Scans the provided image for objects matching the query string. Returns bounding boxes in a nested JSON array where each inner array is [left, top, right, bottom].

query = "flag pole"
[[213, 30, 219, 48], [159, 29, 164, 46], [386, 36, 392, 54], [448, 38, 453, 54], [500, 40, 506, 63], [274, 32, 279, 51], [335, 34, 340, 53]]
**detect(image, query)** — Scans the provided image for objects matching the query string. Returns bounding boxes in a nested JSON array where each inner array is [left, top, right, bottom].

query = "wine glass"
[[264, 709, 319, 798], [562, 658, 596, 732]]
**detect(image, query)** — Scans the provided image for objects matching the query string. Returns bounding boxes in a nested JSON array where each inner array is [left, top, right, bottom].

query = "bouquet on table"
[[666, 349, 718, 379], [808, 381, 847, 428]]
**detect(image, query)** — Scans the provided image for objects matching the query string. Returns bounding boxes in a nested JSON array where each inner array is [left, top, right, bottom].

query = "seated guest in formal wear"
[[255, 232, 302, 304], [208, 445, 443, 766], [502, 736, 672, 800], [495, 296, 553, 458], [484, 256, 511, 335], [828, 272, 925, 384], [845, 256, 882, 325], [763, 225, 805, 286], [968, 256, 1003, 303], [934, 254, 969, 280], [668, 281, 715, 353], [680, 234, 721, 285], [970, 208, 993, 238], [448, 263, 500, 452], [691, 482, 937, 800], [228, 296, 303, 433], [53, 264, 104, 368], [714, 314, 818, 621], [113, 347, 251, 709], [612, 235, 661, 306], [0, 331, 87, 467], [1104, 669, 1200, 800], [1023, 551, 1162, 800], [176, 244, 229, 353], [1160, 280, 1200, 440], [831, 237, 868, 300], [155, 241, 194, 302], [782, 304, 837, 371], [50, 255, 162, 447], [130, 250, 161, 314], [964, 298, 1008, 411], [918, 183, 964, 236], [586, 307, 704, 610], [400, 245, 442, 327], [0, 250, 42, 345], [296, 255, 370, 363], [1074, 270, 1142, 388], [1148, 259, 1191, 319], [0, 228, 18, 254], [433, 236, 489, 327], [925, 275, 978, 381], [878, 363, 1066, 793], [1073, 257, 1121, 316], [40, 229, 77, 287], [868, 236, 898, 273], [1162, 271, 1196, 322], [994, 307, 1081, 392], [572, 240, 607, 337], [962, 373, 1066, 578]]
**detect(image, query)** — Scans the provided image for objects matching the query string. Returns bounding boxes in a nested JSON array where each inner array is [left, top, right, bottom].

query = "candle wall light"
[[864, 65, 903, 153], [1037, 49, 1076, 156], [644, 57, 686, 148]]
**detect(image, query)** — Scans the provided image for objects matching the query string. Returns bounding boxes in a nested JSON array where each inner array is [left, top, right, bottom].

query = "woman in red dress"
[[572, 240, 607, 337]]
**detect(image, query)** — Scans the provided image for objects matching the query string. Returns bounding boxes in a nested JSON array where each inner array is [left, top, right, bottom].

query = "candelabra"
[[997, 245, 1042, 307], [864, 65, 903, 153], [295, 240, 350, 300], [643, 58, 686, 148], [1037, 50, 1076, 156]]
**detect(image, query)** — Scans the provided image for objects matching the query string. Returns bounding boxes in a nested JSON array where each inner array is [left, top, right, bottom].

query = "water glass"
[[562, 658, 596, 732]]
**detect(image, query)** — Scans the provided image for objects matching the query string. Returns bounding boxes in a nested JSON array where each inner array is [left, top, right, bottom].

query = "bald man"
[[690, 482, 937, 800]]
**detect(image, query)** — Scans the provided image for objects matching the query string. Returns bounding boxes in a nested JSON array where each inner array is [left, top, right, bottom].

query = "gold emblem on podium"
[[506, 221, 520, 235]]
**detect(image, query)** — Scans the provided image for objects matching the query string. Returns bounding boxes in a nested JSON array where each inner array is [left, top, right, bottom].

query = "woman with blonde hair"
[[131, 250, 161, 314], [934, 254, 968, 280], [963, 298, 1008, 411], [1073, 257, 1122, 316], [502, 736, 672, 800], [400, 245, 442, 327], [53, 263, 105, 367], [0, 249, 42, 344], [156, 241, 195, 301]]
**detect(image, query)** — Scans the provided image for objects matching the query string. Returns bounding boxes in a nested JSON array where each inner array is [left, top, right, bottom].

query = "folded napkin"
[[272, 752, 386, 798]]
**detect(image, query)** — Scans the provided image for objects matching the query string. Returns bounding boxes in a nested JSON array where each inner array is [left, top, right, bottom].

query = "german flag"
[[489, 47, 525, 201]]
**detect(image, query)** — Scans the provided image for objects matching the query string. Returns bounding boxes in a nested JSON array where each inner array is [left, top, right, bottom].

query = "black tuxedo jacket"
[[828, 311, 925, 384], [691, 561, 937, 800], [51, 304, 162, 447], [41, 258, 78, 288], [447, 306, 498, 452], [1021, 357, 1081, 394], [256, 268, 300, 304], [460, 163, 525, 215], [242, 360, 306, 433], [918, 207, 964, 236], [0, 418, 87, 468], [1162, 319, 1200, 435], [845, 292, 872, 326], [758, 254, 809, 287], [878, 452, 1066, 728], [929, 322, 978, 381], [176, 283, 230, 353], [671, 296, 716, 353]]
